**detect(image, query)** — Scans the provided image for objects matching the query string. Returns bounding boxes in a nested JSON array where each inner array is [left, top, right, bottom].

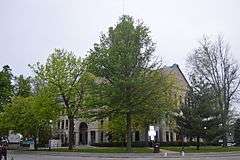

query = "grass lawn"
[[46, 147, 153, 153], [161, 146, 240, 153], [39, 146, 240, 153]]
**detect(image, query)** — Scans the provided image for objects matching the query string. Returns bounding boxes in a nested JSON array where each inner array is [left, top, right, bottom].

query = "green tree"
[[30, 49, 91, 150], [0, 113, 9, 137], [87, 15, 169, 152], [14, 75, 32, 97], [0, 65, 13, 111], [105, 116, 126, 144], [2, 87, 59, 150], [176, 76, 220, 150], [187, 35, 240, 147], [133, 70, 178, 145], [234, 118, 240, 145], [100, 71, 177, 146]]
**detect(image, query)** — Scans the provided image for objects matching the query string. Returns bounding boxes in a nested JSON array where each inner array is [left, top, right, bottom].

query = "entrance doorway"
[[79, 122, 88, 145]]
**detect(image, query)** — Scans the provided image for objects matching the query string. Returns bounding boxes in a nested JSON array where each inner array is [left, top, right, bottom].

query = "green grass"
[[161, 146, 240, 153], [39, 146, 240, 153], [46, 147, 153, 153]]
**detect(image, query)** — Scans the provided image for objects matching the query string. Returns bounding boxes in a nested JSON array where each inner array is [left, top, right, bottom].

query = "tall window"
[[100, 132, 104, 142], [90, 131, 96, 144], [170, 132, 173, 142], [155, 131, 159, 141], [61, 120, 64, 129], [135, 131, 140, 141], [166, 131, 169, 142], [65, 119, 68, 130], [58, 120, 60, 129], [159, 129, 162, 142]]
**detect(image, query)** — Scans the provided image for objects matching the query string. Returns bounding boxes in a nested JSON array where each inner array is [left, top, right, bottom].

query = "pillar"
[[75, 132, 79, 146]]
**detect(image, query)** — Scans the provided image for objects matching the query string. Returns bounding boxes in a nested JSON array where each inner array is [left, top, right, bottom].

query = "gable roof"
[[170, 64, 190, 88]]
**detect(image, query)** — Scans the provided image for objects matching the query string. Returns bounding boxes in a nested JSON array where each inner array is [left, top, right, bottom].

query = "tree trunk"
[[196, 135, 200, 150], [222, 111, 228, 147], [144, 124, 149, 146], [222, 124, 228, 147], [126, 113, 132, 152], [68, 116, 75, 150]]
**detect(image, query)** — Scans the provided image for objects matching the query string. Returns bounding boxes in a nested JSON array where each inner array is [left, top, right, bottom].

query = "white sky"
[[0, 0, 240, 78]]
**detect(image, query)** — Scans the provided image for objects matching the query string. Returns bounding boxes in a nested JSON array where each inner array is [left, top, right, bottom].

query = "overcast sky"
[[1, 0, 240, 78]]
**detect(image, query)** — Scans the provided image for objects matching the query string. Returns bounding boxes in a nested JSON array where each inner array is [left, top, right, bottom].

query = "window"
[[65, 119, 68, 130], [166, 131, 169, 142], [100, 132, 104, 142], [90, 131, 96, 144], [61, 134, 64, 144], [155, 130, 159, 141], [58, 121, 60, 129], [61, 120, 64, 129], [170, 132, 173, 142], [135, 131, 140, 141], [159, 129, 162, 142], [100, 120, 104, 127], [176, 133, 181, 141]]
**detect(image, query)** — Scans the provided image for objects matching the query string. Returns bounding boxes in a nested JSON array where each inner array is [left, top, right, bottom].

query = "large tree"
[[187, 35, 240, 147], [0, 65, 13, 111], [176, 76, 220, 150], [30, 49, 90, 150], [2, 87, 59, 150], [87, 15, 171, 152]]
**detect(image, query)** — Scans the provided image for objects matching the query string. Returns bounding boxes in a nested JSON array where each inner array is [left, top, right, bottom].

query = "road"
[[7, 150, 240, 160]]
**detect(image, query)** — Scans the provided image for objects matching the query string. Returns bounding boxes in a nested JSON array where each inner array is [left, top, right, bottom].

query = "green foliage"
[[162, 146, 240, 153], [30, 49, 92, 150], [30, 49, 90, 118], [234, 118, 240, 145], [176, 76, 220, 148], [106, 116, 126, 142], [14, 75, 32, 97], [0, 113, 9, 136], [134, 71, 178, 127], [43, 147, 153, 153], [0, 65, 13, 111], [187, 35, 240, 146], [87, 15, 174, 151], [1, 87, 59, 149]]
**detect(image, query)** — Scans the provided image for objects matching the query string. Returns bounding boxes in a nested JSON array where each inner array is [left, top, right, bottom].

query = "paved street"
[[6, 151, 240, 160]]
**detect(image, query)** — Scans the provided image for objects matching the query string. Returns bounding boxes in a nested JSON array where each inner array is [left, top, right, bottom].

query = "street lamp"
[[203, 126, 207, 143], [49, 120, 53, 150], [49, 120, 53, 137]]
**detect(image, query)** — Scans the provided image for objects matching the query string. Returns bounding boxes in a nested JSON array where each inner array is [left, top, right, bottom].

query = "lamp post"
[[49, 120, 53, 150], [181, 131, 184, 156], [179, 111, 184, 155], [218, 123, 223, 144], [204, 126, 207, 145]]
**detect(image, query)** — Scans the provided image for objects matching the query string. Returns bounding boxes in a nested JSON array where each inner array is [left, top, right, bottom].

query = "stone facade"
[[53, 64, 189, 146]]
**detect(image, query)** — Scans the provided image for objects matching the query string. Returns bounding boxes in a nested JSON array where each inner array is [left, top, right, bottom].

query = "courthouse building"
[[53, 64, 189, 146]]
